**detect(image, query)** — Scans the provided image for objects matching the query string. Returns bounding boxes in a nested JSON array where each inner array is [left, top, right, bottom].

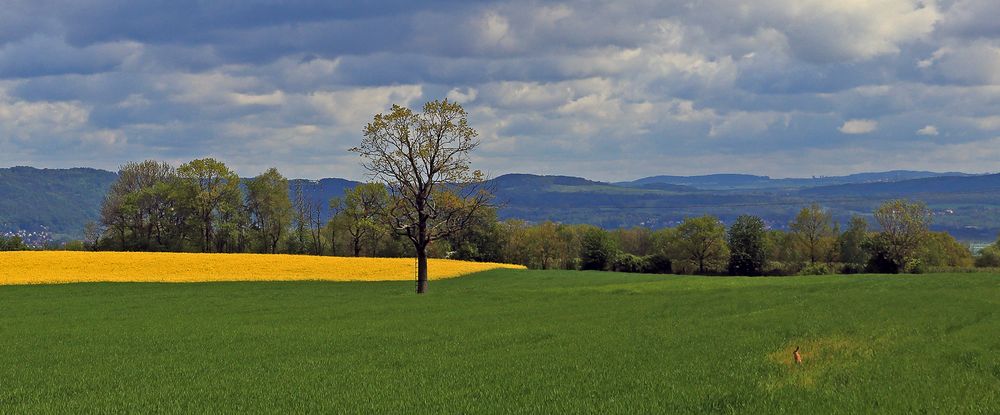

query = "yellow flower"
[[0, 251, 524, 285]]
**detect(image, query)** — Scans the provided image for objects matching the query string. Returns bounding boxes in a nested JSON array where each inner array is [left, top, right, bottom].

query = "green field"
[[1, 270, 998, 413]]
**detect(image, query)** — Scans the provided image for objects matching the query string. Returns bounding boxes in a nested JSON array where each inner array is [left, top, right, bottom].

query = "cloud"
[[0, 35, 141, 78], [937, 0, 1000, 39], [921, 41, 1000, 85], [445, 87, 478, 103], [773, 0, 940, 63], [839, 119, 878, 134], [0, 1, 998, 180], [916, 125, 939, 136]]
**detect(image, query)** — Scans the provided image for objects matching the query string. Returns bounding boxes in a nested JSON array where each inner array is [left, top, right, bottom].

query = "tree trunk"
[[203, 212, 213, 253], [416, 247, 428, 294]]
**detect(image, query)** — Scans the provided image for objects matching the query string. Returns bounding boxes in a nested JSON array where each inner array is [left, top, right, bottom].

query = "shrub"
[[61, 240, 86, 251], [798, 262, 834, 276], [727, 215, 767, 276], [840, 263, 866, 274], [763, 261, 806, 276], [975, 245, 1000, 267], [607, 253, 672, 274], [580, 228, 618, 271], [611, 253, 647, 273], [0, 236, 27, 251], [927, 266, 1000, 274], [863, 234, 900, 273], [920, 232, 973, 267], [904, 258, 925, 274], [644, 253, 673, 274], [561, 257, 581, 271]]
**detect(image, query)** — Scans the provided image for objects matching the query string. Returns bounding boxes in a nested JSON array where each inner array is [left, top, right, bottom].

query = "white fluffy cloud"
[[840, 120, 878, 134], [916, 125, 939, 136], [923, 42, 1000, 85], [756, 0, 940, 63], [839, 119, 878, 134]]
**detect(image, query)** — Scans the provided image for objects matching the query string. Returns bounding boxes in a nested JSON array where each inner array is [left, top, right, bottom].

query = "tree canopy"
[[352, 99, 492, 293]]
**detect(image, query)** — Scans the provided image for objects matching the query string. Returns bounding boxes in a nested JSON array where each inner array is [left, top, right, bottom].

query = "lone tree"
[[352, 99, 491, 293]]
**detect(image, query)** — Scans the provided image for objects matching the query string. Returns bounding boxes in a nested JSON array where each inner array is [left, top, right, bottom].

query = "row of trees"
[[95, 100, 490, 294], [85, 99, 993, 292], [96, 159, 407, 257], [445, 201, 982, 276], [975, 241, 1000, 267], [100, 159, 284, 253], [94, 164, 986, 276], [0, 235, 28, 251]]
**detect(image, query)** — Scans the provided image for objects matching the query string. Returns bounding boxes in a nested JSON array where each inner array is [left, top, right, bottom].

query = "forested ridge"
[[4, 166, 1000, 242]]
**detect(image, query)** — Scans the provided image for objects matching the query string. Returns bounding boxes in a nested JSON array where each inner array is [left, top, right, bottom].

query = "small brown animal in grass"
[[793, 346, 802, 364]]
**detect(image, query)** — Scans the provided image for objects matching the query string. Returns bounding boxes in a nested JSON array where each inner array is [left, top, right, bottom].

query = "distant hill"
[[800, 173, 1000, 197], [623, 174, 771, 189], [0, 167, 118, 238], [621, 170, 975, 190], [0, 167, 359, 240], [489, 172, 1000, 240], [1, 167, 998, 242], [287, 178, 362, 220], [491, 173, 696, 194]]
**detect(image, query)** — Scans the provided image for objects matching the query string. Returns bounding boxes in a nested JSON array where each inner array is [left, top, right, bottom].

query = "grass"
[[0, 270, 997, 413]]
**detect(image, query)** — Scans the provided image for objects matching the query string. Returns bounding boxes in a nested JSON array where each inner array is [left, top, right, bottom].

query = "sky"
[[1, 0, 999, 181]]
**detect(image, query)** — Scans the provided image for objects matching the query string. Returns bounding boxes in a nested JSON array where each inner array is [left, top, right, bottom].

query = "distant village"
[[0, 228, 53, 248]]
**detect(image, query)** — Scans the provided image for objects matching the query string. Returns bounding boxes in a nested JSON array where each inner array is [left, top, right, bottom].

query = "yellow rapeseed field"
[[0, 251, 524, 285]]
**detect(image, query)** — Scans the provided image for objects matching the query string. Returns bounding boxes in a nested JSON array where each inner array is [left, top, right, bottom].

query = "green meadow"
[[1, 270, 997, 413]]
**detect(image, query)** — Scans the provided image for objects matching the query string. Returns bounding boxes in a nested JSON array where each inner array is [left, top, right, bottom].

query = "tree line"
[[71, 97, 998, 278], [446, 200, 996, 276], [90, 159, 393, 256], [0, 235, 28, 251], [88, 100, 491, 294], [84, 163, 996, 277], [88, 157, 481, 261]]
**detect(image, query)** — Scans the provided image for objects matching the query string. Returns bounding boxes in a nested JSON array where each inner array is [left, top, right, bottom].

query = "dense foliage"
[[7, 167, 1000, 243], [89, 164, 989, 277], [352, 100, 491, 293], [580, 226, 618, 271], [0, 235, 27, 251], [728, 215, 767, 276]]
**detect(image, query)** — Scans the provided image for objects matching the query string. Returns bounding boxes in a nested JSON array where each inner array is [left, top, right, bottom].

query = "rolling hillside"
[[2, 167, 999, 241], [0, 167, 118, 239], [0, 167, 359, 240], [491, 173, 1000, 239], [620, 170, 974, 190]]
